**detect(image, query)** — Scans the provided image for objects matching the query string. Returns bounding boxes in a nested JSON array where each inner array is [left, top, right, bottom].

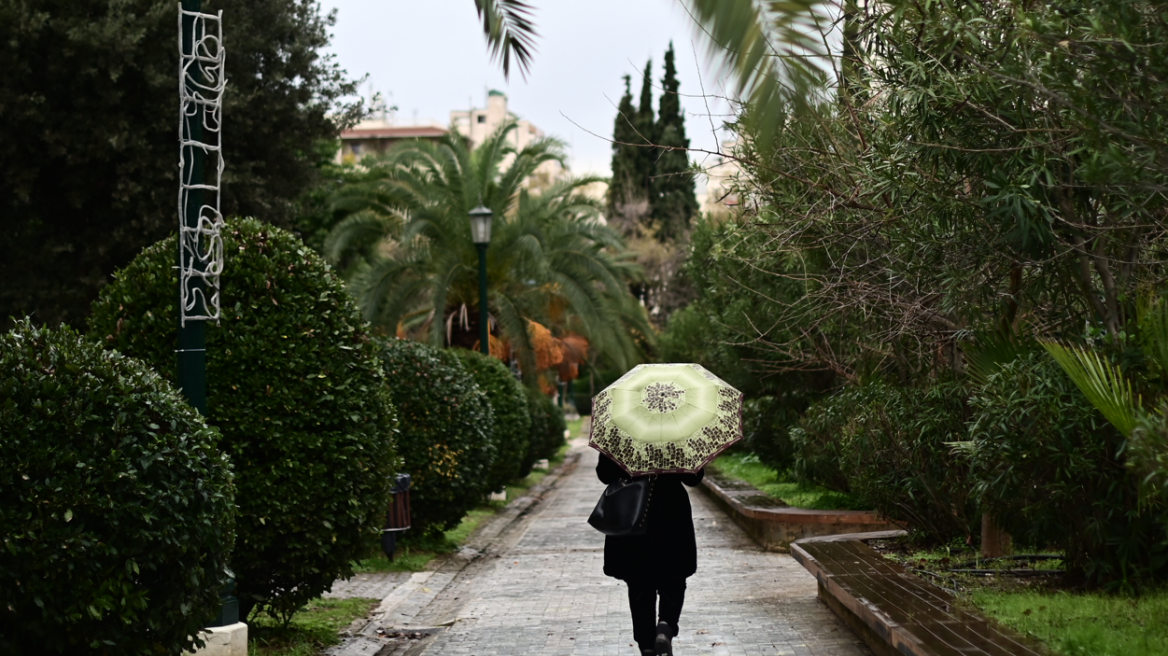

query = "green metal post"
[[180, 0, 237, 627], [477, 243, 490, 355], [178, 0, 206, 415]]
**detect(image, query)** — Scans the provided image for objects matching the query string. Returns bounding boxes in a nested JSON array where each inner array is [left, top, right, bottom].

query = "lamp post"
[[469, 205, 493, 356]]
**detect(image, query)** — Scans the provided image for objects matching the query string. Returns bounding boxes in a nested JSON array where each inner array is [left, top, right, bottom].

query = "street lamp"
[[469, 205, 493, 356]]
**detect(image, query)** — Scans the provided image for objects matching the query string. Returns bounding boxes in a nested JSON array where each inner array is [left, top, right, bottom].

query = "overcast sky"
[[318, 0, 735, 179]]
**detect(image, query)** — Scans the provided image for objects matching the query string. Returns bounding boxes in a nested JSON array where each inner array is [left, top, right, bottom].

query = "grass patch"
[[710, 451, 867, 510], [248, 597, 379, 656], [971, 588, 1168, 656], [872, 536, 1166, 656], [566, 415, 585, 440]]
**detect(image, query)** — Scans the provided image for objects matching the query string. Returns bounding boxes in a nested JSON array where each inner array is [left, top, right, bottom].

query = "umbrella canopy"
[[589, 363, 743, 476]]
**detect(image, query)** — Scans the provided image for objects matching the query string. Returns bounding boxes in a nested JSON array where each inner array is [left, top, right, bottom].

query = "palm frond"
[[474, 0, 538, 80], [683, 0, 833, 152], [323, 211, 400, 266], [1043, 341, 1142, 437]]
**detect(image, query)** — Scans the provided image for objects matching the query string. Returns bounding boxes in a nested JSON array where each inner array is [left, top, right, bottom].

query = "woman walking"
[[596, 452, 704, 656], [586, 363, 744, 655]]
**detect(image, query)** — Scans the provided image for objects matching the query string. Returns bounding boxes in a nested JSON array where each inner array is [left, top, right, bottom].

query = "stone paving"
[[326, 571, 411, 600], [407, 444, 872, 656]]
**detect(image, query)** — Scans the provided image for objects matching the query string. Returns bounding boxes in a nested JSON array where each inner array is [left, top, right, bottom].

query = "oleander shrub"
[[0, 320, 234, 655], [790, 386, 884, 493], [379, 338, 495, 535], [454, 349, 530, 492], [967, 352, 1168, 588], [523, 387, 567, 476], [87, 217, 398, 623], [741, 395, 801, 472], [839, 379, 979, 543]]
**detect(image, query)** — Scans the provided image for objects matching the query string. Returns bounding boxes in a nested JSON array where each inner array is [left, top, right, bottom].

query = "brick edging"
[[791, 533, 1051, 656], [699, 474, 900, 551]]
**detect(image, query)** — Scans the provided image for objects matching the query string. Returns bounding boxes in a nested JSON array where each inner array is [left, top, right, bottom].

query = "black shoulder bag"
[[587, 476, 655, 537]]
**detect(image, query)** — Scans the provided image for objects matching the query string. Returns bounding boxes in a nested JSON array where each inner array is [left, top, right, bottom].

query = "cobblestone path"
[[402, 444, 871, 656]]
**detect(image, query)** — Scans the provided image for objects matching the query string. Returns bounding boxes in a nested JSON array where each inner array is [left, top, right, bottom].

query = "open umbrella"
[[589, 363, 743, 476]]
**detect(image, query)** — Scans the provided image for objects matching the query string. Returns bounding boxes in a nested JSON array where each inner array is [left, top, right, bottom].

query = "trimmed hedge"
[[379, 338, 495, 535], [0, 320, 234, 655], [968, 352, 1168, 587], [524, 387, 567, 476], [454, 349, 531, 492], [87, 217, 398, 623]]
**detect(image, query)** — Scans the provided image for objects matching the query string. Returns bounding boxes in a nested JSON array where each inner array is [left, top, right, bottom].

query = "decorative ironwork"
[[178, 5, 225, 324]]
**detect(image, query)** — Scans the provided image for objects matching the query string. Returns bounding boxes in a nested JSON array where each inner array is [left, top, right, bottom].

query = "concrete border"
[[699, 473, 899, 551]]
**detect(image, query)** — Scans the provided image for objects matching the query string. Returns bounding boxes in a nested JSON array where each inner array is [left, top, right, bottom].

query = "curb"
[[700, 472, 899, 551]]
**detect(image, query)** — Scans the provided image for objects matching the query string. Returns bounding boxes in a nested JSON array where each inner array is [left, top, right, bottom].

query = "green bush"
[[523, 387, 566, 476], [87, 217, 398, 623], [378, 338, 495, 535], [741, 396, 801, 472], [790, 386, 881, 493], [839, 379, 978, 543], [967, 352, 1168, 588], [453, 349, 530, 492], [0, 320, 234, 655]]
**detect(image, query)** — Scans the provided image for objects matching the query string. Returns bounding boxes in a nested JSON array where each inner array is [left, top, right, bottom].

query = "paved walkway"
[[335, 442, 871, 656]]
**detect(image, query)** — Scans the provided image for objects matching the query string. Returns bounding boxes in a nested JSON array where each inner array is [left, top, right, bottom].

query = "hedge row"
[[1, 219, 569, 654]]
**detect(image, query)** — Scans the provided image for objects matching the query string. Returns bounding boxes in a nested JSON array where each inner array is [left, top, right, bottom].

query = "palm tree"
[[325, 122, 651, 380]]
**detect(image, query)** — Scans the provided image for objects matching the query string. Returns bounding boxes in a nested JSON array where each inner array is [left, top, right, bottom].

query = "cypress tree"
[[652, 42, 698, 241], [608, 75, 641, 221], [633, 59, 658, 205]]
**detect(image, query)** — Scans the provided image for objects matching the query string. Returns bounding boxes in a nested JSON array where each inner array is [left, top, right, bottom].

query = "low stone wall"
[[699, 471, 898, 551]]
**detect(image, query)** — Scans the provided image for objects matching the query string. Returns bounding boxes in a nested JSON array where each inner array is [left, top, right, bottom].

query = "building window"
[[351, 143, 362, 154], [477, 115, 486, 124]]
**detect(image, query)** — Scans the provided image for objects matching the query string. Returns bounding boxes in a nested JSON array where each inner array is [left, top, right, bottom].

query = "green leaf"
[[1042, 341, 1140, 437]]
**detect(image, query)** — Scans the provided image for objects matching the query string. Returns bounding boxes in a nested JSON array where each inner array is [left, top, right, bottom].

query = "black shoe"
[[654, 621, 673, 656]]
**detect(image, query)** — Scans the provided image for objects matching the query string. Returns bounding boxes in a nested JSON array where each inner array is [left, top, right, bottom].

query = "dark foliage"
[[522, 387, 566, 477], [651, 42, 697, 241], [740, 396, 802, 473], [839, 379, 979, 544], [87, 217, 396, 623], [607, 75, 642, 222], [453, 348, 531, 492], [967, 353, 1168, 589], [789, 386, 878, 494], [378, 339, 496, 536], [633, 59, 659, 202], [0, 320, 235, 655], [0, 0, 362, 329]]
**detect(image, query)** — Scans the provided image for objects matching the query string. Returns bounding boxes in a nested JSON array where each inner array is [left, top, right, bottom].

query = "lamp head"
[[469, 205, 493, 245]]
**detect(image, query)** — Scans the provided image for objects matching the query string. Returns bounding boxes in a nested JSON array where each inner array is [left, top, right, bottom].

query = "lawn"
[[873, 537, 1168, 656], [972, 588, 1168, 656], [248, 597, 379, 656], [710, 451, 867, 510]]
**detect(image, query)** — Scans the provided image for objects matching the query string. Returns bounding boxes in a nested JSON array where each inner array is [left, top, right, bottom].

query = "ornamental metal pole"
[[477, 242, 490, 355], [179, 0, 234, 628], [178, 0, 206, 414]]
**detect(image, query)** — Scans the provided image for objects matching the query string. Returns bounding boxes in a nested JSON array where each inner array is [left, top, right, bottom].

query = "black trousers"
[[625, 574, 687, 651]]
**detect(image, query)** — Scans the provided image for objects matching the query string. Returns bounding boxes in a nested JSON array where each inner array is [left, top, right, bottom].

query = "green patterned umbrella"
[[589, 363, 743, 476]]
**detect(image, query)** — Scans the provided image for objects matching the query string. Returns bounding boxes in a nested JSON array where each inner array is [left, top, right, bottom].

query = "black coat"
[[596, 453, 705, 581]]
